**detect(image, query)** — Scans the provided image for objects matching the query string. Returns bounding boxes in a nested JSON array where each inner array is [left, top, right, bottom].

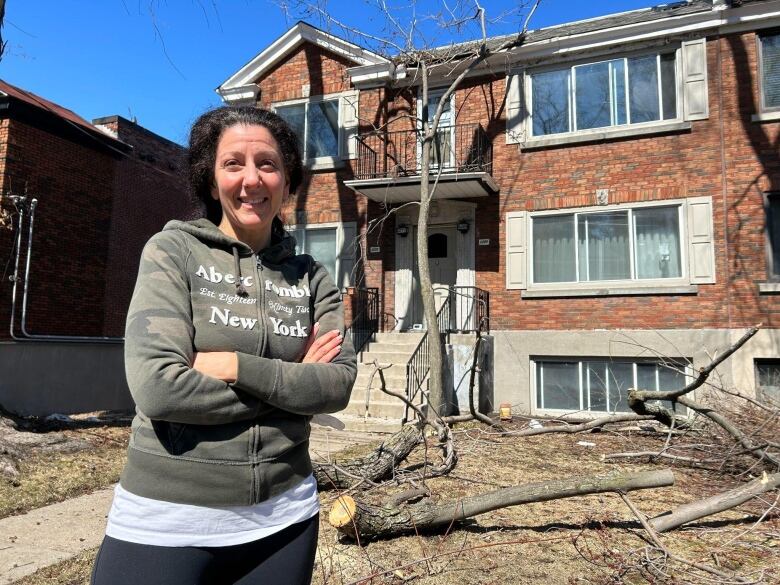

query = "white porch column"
[[394, 218, 414, 330], [455, 207, 476, 330]]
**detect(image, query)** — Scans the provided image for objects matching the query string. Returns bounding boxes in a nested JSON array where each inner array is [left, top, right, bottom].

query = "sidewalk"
[[0, 487, 114, 584], [0, 417, 395, 583]]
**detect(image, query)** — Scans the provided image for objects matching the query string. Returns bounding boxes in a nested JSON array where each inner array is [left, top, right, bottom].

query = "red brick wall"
[[256, 43, 353, 105], [101, 117, 190, 334], [242, 32, 780, 335], [350, 32, 780, 333], [0, 119, 116, 339], [0, 116, 189, 341]]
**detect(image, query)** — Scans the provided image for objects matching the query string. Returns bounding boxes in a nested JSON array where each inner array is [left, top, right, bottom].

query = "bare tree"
[[0, 0, 6, 61], [281, 0, 540, 418]]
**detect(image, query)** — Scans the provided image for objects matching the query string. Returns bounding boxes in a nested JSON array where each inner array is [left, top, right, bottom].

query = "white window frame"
[[526, 47, 683, 141], [416, 89, 456, 170], [527, 199, 689, 293], [273, 94, 342, 169], [531, 356, 692, 416], [285, 221, 356, 290], [757, 30, 780, 120]]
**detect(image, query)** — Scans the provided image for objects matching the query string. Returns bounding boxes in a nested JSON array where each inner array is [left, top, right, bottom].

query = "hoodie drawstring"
[[232, 246, 248, 296]]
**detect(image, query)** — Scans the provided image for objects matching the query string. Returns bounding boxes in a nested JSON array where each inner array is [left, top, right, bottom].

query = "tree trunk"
[[649, 471, 780, 533], [329, 469, 675, 539], [417, 64, 446, 419], [313, 425, 421, 490]]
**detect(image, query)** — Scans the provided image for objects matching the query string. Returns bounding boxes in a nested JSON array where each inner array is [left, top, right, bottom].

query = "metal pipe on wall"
[[9, 196, 123, 343]]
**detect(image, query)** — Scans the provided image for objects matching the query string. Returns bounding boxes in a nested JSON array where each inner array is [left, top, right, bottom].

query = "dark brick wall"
[[0, 114, 189, 340]]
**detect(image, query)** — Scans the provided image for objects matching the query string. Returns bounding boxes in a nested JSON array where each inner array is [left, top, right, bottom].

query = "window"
[[766, 193, 780, 279], [276, 97, 340, 161], [759, 32, 780, 112], [529, 52, 678, 138], [756, 360, 780, 406], [287, 222, 357, 290], [417, 90, 455, 169], [531, 205, 683, 285], [535, 358, 689, 414], [274, 92, 359, 165], [296, 226, 338, 279]]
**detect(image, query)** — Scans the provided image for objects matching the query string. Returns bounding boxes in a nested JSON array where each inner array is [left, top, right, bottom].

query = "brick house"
[[0, 80, 189, 415], [217, 0, 780, 422]]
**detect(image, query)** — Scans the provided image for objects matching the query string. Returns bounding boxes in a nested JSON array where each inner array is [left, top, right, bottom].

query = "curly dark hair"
[[188, 106, 303, 224]]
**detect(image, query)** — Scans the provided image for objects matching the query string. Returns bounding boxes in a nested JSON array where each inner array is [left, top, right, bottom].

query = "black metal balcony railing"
[[354, 123, 493, 181]]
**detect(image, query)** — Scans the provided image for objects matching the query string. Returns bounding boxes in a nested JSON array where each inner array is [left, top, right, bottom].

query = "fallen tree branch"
[[619, 492, 753, 584], [676, 396, 780, 469], [313, 424, 422, 490], [376, 362, 458, 479], [508, 413, 656, 437], [649, 470, 780, 533], [328, 468, 675, 539], [603, 450, 720, 470], [630, 326, 759, 404]]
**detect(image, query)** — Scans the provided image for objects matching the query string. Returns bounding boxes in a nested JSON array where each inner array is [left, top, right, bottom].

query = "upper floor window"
[[276, 97, 339, 161], [273, 91, 359, 167], [530, 52, 678, 137], [759, 32, 780, 112], [532, 205, 683, 285]]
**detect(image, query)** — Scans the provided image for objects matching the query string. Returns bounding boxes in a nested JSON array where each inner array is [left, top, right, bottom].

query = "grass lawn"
[[7, 418, 779, 584]]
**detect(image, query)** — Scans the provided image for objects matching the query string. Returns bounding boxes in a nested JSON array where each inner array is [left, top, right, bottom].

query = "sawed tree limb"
[[313, 424, 421, 490], [649, 470, 780, 533], [329, 468, 675, 539]]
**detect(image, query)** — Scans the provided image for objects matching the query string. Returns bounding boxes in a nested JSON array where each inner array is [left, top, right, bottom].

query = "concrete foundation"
[[491, 328, 776, 416], [0, 341, 133, 416]]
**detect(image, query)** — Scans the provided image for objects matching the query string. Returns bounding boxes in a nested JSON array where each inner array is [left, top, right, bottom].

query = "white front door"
[[411, 226, 458, 328]]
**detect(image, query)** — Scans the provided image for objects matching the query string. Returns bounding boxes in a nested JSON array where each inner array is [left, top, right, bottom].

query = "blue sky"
[[2, 1, 661, 144]]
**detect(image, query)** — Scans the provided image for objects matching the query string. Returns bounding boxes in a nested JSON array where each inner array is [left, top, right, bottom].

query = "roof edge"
[[218, 21, 390, 96]]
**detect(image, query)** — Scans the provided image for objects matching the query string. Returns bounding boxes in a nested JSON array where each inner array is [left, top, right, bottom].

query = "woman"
[[92, 107, 357, 584]]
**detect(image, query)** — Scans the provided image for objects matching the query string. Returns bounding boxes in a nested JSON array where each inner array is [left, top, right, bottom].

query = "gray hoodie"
[[120, 218, 356, 506]]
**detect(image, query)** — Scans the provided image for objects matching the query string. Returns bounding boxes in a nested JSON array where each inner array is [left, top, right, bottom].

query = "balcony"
[[343, 123, 499, 203]]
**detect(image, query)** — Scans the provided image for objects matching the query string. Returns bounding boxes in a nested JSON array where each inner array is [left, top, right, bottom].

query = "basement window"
[[534, 357, 689, 414]]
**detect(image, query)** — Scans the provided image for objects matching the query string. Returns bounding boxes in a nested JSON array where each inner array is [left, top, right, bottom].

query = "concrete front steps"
[[337, 331, 427, 428]]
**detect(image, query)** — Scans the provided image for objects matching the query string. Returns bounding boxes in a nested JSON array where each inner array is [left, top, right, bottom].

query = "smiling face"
[[211, 124, 289, 251]]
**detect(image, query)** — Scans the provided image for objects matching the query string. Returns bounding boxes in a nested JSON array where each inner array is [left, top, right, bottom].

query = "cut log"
[[649, 470, 780, 533], [329, 468, 675, 539], [313, 425, 421, 490]]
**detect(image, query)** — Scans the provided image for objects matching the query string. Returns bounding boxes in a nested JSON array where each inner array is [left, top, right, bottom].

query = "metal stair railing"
[[401, 286, 491, 422], [403, 292, 451, 422], [342, 287, 380, 354]]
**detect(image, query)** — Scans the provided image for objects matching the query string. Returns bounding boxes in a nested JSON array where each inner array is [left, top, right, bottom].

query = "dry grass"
[[0, 415, 130, 519], [9, 419, 780, 584], [12, 549, 98, 585]]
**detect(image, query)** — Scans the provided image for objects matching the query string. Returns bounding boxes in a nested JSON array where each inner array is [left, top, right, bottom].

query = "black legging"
[[91, 514, 319, 585]]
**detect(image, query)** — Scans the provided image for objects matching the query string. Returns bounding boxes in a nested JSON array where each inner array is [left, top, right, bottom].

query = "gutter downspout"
[[9, 197, 123, 343]]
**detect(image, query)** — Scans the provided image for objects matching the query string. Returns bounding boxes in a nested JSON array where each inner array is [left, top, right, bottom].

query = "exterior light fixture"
[[396, 224, 409, 237], [456, 220, 470, 234]]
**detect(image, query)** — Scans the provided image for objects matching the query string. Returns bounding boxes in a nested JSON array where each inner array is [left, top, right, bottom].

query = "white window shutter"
[[337, 222, 358, 289], [505, 72, 525, 145], [505, 211, 527, 289], [682, 39, 709, 121], [686, 196, 715, 284], [339, 91, 359, 160]]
